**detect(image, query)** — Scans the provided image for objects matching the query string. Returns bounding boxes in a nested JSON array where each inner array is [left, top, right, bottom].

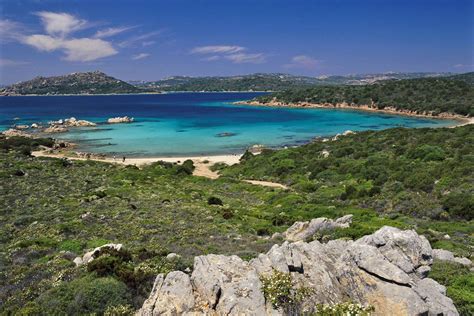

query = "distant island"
[[132, 72, 452, 92], [1, 71, 458, 96], [241, 73, 474, 118], [0, 71, 141, 96]]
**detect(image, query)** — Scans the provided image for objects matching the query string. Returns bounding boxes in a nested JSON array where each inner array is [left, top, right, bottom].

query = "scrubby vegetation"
[[256, 74, 474, 116], [223, 126, 474, 222], [429, 261, 474, 315], [0, 126, 472, 314]]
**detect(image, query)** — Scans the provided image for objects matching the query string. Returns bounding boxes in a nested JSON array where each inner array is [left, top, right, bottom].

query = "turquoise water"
[[0, 93, 456, 156]]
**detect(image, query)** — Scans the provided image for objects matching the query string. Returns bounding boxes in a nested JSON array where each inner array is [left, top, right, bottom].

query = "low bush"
[[207, 196, 223, 205]]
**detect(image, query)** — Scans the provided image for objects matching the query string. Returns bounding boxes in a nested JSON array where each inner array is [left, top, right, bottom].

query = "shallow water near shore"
[[0, 93, 457, 156]]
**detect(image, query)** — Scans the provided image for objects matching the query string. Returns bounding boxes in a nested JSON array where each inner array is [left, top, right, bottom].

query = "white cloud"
[[61, 38, 117, 61], [35, 11, 87, 36], [191, 45, 244, 54], [14, 12, 117, 62], [23, 34, 62, 51], [0, 58, 29, 67], [284, 55, 321, 69], [23, 34, 117, 62], [94, 26, 135, 39], [132, 53, 150, 60], [224, 53, 266, 64]]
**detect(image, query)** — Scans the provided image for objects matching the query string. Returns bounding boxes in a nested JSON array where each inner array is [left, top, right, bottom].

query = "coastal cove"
[[0, 92, 458, 157]]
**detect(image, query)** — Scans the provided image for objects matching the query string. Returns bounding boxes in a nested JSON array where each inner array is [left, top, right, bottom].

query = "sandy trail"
[[243, 180, 288, 189], [31, 150, 288, 188]]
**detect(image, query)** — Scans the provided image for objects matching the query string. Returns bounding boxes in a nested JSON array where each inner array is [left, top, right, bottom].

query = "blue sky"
[[0, 0, 472, 84]]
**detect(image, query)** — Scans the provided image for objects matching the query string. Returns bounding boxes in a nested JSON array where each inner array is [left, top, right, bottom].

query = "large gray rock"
[[192, 254, 266, 315], [433, 249, 472, 267], [138, 225, 458, 316], [76, 243, 123, 266], [283, 214, 353, 242]]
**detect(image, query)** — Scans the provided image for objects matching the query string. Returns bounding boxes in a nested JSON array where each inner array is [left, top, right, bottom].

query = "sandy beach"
[[32, 150, 242, 179]]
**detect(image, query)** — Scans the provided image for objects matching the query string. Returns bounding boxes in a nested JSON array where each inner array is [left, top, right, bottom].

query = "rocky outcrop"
[[44, 117, 96, 133], [432, 249, 472, 267], [283, 214, 353, 242], [107, 116, 134, 124], [1, 128, 32, 137], [73, 243, 123, 266], [138, 225, 458, 315]]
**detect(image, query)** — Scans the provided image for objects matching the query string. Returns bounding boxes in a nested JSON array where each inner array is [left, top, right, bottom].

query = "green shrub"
[[59, 239, 83, 253], [429, 261, 474, 315], [104, 304, 135, 316], [315, 302, 374, 316], [176, 159, 195, 175], [260, 269, 313, 314], [35, 275, 132, 315], [207, 196, 223, 205]]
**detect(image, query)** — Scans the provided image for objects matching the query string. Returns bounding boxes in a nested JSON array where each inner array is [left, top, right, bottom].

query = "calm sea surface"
[[0, 93, 456, 156]]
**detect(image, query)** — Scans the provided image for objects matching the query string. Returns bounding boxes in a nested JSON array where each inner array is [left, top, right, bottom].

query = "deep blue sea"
[[0, 93, 456, 156]]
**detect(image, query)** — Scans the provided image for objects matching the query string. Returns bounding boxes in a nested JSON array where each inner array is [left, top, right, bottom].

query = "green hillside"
[[255, 74, 474, 116]]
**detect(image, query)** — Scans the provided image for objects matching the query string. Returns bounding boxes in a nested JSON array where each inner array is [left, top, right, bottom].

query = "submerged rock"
[[216, 132, 237, 137], [138, 225, 458, 315]]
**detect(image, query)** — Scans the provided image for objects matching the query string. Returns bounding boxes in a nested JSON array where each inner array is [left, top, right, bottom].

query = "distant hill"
[[448, 72, 474, 85], [133, 72, 451, 92], [1, 71, 141, 96], [253, 74, 474, 116]]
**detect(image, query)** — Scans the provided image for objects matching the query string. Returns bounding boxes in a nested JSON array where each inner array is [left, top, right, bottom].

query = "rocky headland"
[[236, 100, 472, 124]]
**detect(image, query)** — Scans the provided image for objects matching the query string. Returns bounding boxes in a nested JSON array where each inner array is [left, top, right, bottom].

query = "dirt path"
[[31, 150, 287, 188], [242, 180, 288, 189]]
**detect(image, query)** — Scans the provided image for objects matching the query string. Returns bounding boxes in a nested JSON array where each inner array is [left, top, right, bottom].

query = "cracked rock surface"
[[139, 225, 458, 316]]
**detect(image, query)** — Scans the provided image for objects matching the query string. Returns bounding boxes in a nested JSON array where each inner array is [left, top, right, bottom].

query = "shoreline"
[[235, 100, 472, 125], [0, 91, 266, 97], [32, 150, 242, 167]]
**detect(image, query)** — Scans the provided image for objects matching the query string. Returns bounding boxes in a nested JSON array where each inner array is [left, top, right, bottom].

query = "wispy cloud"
[[224, 53, 266, 64], [142, 40, 156, 47], [284, 55, 321, 69], [35, 11, 87, 36], [94, 26, 136, 39], [191, 45, 244, 54], [0, 58, 29, 67], [132, 53, 150, 60], [0, 19, 25, 42], [453, 63, 474, 69], [118, 30, 163, 48], [192, 44, 266, 64]]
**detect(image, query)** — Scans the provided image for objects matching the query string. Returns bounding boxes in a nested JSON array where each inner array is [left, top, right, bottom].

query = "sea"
[[0, 92, 456, 157]]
